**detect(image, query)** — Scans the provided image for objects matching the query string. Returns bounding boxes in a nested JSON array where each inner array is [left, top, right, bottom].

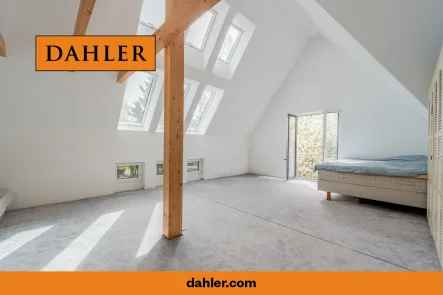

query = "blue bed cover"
[[313, 155, 427, 177]]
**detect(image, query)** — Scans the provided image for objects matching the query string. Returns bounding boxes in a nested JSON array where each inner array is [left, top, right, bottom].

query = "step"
[[0, 189, 14, 220]]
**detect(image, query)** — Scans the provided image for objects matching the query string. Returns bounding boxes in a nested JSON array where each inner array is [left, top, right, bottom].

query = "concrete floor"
[[0, 175, 440, 271]]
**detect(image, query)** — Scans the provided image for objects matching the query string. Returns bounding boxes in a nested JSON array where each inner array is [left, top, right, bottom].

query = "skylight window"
[[139, 20, 157, 30], [185, 10, 217, 51], [119, 72, 157, 125], [188, 89, 215, 131], [217, 24, 243, 63], [157, 84, 190, 129]]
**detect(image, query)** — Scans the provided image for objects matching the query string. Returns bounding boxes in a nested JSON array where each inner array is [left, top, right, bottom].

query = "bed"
[[313, 155, 428, 208]]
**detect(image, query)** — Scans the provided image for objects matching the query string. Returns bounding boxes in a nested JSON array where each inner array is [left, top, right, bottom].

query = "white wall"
[[0, 125, 248, 209], [0, 0, 260, 209], [250, 36, 428, 179]]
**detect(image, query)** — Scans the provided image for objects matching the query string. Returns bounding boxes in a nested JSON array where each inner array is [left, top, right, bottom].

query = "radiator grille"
[[439, 70, 442, 131]]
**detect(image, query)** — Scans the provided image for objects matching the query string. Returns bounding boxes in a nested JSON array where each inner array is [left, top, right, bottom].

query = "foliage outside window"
[[218, 24, 243, 63], [188, 89, 214, 131], [156, 163, 164, 176], [293, 112, 339, 179], [325, 113, 339, 161], [119, 72, 156, 125], [117, 165, 139, 180], [296, 114, 324, 179], [187, 160, 200, 172]]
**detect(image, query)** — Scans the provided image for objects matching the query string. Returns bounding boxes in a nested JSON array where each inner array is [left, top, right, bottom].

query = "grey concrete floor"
[[0, 175, 440, 271]]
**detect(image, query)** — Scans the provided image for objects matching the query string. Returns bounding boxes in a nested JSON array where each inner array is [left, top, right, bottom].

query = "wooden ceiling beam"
[[74, 0, 96, 35], [0, 34, 6, 57], [117, 0, 221, 83]]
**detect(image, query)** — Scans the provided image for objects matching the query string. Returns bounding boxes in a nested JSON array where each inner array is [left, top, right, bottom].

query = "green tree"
[[296, 114, 324, 179], [119, 101, 132, 123], [129, 80, 151, 124]]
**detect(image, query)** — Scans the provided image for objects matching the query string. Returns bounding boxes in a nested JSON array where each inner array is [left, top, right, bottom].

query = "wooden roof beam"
[[117, 0, 221, 83], [74, 0, 96, 35]]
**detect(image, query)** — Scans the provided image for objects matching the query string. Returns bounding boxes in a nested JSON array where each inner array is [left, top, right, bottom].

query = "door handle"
[[283, 158, 287, 160]]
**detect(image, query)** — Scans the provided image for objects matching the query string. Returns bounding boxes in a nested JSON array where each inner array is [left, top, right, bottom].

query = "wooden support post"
[[0, 34, 6, 57], [163, 0, 184, 240], [326, 192, 332, 201]]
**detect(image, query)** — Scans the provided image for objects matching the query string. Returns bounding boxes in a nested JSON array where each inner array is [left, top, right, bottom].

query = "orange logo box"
[[35, 35, 156, 71]]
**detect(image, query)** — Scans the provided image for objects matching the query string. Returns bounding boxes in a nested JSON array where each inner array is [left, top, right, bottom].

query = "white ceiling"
[[312, 0, 443, 106], [3, 0, 435, 138]]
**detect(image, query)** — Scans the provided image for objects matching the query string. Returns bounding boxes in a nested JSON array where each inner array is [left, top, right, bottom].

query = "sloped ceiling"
[[313, 0, 443, 107], [0, 0, 311, 137]]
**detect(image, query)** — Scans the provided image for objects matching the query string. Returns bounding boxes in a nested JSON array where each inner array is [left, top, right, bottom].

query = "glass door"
[[287, 115, 296, 180], [286, 110, 339, 180]]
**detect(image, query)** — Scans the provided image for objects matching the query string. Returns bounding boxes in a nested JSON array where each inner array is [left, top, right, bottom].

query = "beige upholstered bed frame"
[[317, 170, 427, 209]]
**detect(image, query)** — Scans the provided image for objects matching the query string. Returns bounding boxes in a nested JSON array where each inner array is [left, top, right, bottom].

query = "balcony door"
[[286, 111, 339, 180]]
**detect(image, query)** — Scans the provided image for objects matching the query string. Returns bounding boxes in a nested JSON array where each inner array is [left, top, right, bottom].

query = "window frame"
[[118, 72, 158, 128], [217, 24, 244, 64], [139, 20, 157, 30], [157, 83, 191, 131], [187, 159, 202, 173], [115, 163, 143, 183], [156, 161, 164, 176], [188, 89, 216, 132], [323, 109, 340, 162], [185, 9, 217, 52], [286, 109, 340, 180]]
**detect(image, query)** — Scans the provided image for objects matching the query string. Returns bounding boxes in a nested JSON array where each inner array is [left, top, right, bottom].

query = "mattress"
[[318, 170, 427, 193], [313, 155, 427, 177]]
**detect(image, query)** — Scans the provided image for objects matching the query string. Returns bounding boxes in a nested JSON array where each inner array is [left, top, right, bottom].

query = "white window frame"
[[183, 83, 190, 97], [187, 159, 202, 173], [188, 89, 215, 132], [155, 161, 164, 187], [187, 85, 224, 135], [139, 20, 157, 30], [322, 109, 340, 161], [212, 12, 256, 80], [156, 161, 164, 176], [118, 72, 158, 128], [217, 24, 243, 64], [185, 9, 217, 52], [115, 163, 143, 183], [156, 83, 192, 132]]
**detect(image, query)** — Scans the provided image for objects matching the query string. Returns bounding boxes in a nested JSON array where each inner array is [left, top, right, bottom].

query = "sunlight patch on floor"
[[42, 211, 123, 271], [136, 202, 163, 258], [0, 226, 53, 261]]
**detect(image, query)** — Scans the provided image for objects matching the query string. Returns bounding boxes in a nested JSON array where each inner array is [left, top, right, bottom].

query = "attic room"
[[0, 0, 442, 271]]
